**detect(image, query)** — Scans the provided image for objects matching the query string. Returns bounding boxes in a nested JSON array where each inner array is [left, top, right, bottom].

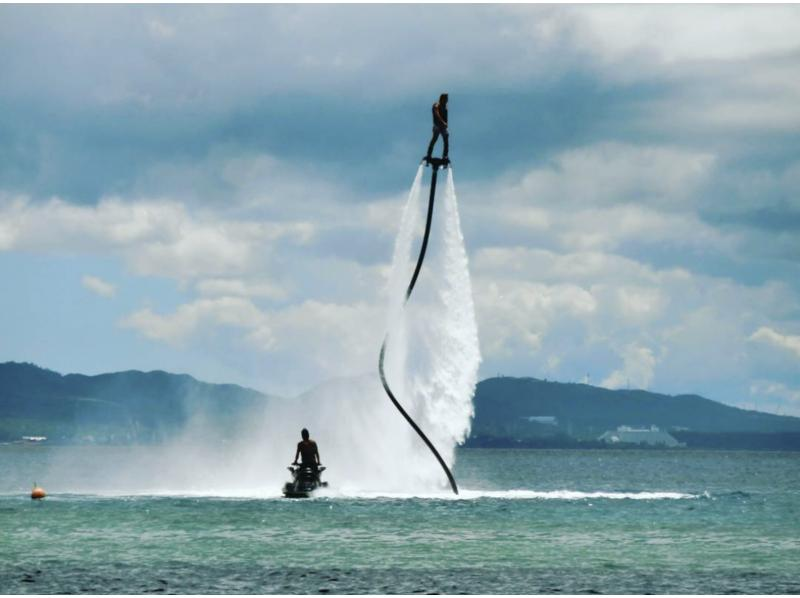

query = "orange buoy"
[[31, 483, 46, 500]]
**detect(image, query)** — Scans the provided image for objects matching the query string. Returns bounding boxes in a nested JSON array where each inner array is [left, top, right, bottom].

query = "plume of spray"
[[41, 165, 480, 497], [389, 166, 481, 488]]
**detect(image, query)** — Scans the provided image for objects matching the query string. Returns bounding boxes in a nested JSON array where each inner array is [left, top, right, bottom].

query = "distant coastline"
[[3, 361, 800, 450], [462, 432, 800, 451]]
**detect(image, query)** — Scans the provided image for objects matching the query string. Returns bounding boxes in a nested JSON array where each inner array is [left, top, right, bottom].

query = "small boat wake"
[[6, 488, 700, 501], [313, 488, 699, 501]]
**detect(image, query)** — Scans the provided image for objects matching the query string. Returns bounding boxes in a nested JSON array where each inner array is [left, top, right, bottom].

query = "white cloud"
[[558, 205, 730, 253], [470, 232, 800, 403], [120, 296, 273, 348], [5, 6, 798, 105], [750, 380, 800, 404], [543, 6, 800, 134], [460, 140, 798, 399], [147, 18, 175, 40], [216, 153, 349, 216], [268, 300, 382, 380], [120, 297, 382, 386], [749, 326, 800, 359], [511, 143, 716, 209], [474, 247, 661, 286], [640, 83, 800, 134], [0, 5, 568, 104], [601, 343, 657, 390], [462, 143, 735, 257], [614, 287, 665, 323], [195, 278, 288, 301], [568, 5, 800, 65], [473, 279, 596, 359], [129, 222, 254, 279], [81, 275, 116, 298], [0, 194, 315, 281]]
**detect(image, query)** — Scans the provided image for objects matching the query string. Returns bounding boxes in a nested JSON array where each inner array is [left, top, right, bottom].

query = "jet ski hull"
[[282, 465, 327, 498]]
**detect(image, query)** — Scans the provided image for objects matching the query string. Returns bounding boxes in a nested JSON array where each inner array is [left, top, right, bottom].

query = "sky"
[[1, 4, 799, 414]]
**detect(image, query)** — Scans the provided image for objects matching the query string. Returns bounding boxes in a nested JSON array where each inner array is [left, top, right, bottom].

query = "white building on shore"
[[599, 425, 683, 447]]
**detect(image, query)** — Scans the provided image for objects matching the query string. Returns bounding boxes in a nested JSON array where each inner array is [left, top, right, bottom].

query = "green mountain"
[[0, 362, 269, 443], [2, 362, 800, 448], [469, 377, 800, 449]]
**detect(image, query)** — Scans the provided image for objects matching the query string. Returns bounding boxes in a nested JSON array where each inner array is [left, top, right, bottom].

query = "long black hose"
[[378, 162, 459, 495]]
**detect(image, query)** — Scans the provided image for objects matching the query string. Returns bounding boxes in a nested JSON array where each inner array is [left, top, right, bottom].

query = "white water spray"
[[42, 166, 480, 496], [381, 165, 481, 489]]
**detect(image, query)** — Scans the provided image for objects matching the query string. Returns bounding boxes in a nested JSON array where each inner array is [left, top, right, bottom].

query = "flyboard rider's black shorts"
[[427, 125, 449, 159]]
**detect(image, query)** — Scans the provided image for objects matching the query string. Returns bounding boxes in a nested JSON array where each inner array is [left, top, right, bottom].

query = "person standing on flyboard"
[[424, 93, 449, 164]]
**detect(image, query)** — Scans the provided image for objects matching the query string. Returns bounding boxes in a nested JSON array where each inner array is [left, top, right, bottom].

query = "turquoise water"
[[1, 447, 799, 594]]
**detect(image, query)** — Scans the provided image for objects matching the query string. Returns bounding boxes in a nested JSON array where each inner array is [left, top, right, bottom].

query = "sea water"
[[1, 446, 799, 594]]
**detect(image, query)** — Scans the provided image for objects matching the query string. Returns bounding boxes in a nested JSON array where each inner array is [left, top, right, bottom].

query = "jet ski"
[[283, 464, 328, 498]]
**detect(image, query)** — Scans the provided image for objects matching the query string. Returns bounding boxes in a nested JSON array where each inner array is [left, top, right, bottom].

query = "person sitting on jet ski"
[[292, 428, 321, 472], [425, 93, 449, 163]]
